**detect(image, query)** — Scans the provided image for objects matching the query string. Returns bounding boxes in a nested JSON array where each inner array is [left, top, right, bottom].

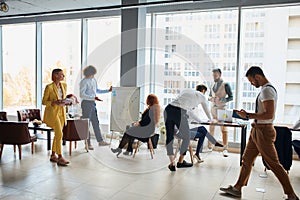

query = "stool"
[[174, 136, 194, 164], [133, 137, 154, 159]]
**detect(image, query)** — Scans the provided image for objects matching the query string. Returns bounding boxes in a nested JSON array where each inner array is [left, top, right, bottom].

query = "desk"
[[195, 121, 247, 166], [28, 124, 53, 151]]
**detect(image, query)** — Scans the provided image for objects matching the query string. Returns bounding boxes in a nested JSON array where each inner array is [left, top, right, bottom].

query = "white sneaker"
[[98, 141, 110, 146], [88, 145, 94, 150], [202, 148, 213, 153], [223, 149, 228, 157]]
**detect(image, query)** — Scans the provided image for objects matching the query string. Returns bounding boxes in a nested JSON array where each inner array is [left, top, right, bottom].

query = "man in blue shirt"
[[80, 65, 112, 150]]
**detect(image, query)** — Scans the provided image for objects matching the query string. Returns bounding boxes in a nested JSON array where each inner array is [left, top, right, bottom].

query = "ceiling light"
[[0, 2, 9, 12]]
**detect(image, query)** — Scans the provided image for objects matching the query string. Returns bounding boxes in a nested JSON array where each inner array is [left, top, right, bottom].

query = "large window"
[[87, 16, 121, 125], [240, 6, 300, 124], [42, 20, 81, 96], [152, 10, 238, 111], [2, 23, 36, 115], [149, 5, 300, 144]]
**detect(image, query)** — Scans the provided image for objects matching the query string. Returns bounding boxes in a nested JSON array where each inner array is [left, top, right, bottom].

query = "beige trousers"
[[236, 123, 295, 195]]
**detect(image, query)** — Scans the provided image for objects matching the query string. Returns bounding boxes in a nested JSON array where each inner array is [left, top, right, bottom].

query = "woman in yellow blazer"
[[42, 68, 69, 166]]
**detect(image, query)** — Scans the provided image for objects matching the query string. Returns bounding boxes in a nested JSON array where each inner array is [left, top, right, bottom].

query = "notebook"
[[217, 109, 233, 122]]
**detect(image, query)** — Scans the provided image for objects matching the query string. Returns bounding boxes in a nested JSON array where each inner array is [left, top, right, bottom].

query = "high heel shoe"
[[215, 142, 224, 148], [193, 154, 204, 163], [123, 151, 132, 156], [111, 148, 122, 157]]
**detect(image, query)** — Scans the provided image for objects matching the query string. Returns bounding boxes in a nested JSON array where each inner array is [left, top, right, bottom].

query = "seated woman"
[[111, 94, 160, 157], [189, 126, 223, 163]]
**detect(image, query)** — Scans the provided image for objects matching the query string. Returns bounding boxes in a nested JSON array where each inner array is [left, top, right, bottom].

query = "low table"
[[28, 124, 53, 151]]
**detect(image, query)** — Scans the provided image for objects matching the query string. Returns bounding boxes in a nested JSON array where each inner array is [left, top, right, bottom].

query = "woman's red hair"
[[146, 94, 159, 106]]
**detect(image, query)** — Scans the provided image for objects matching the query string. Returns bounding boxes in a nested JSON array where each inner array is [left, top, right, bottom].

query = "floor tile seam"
[[87, 150, 169, 175], [107, 181, 144, 199], [156, 175, 183, 200]]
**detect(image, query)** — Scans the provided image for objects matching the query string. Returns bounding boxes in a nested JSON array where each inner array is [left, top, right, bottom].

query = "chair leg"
[[18, 145, 22, 160], [0, 144, 3, 160], [13, 145, 16, 153], [31, 142, 34, 154], [75, 141, 77, 149], [189, 144, 193, 164], [85, 140, 89, 152], [109, 131, 114, 147], [148, 138, 154, 159], [133, 140, 140, 158], [69, 141, 72, 156]]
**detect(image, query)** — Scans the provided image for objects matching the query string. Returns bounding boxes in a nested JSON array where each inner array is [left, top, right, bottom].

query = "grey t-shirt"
[[256, 83, 277, 124]]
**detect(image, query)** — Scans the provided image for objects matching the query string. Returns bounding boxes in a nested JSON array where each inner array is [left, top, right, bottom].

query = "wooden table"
[[28, 124, 53, 151], [193, 121, 248, 165]]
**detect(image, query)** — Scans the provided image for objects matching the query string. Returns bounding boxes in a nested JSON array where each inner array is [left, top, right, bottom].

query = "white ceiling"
[[0, 0, 179, 18], [1, 0, 299, 20], [0, 0, 121, 17]]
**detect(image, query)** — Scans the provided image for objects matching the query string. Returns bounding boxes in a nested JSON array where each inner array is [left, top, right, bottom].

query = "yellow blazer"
[[42, 82, 67, 128]]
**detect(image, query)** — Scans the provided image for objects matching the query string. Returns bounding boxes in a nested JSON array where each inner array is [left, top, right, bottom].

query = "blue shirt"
[[79, 77, 109, 101]]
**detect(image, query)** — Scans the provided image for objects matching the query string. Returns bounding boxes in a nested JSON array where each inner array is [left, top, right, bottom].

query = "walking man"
[[220, 66, 299, 200]]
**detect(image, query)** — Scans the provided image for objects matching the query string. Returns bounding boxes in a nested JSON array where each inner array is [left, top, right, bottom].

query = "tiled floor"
[[0, 137, 299, 200]]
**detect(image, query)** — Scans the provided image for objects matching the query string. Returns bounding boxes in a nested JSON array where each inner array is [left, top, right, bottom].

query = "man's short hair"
[[212, 68, 222, 74], [196, 84, 207, 92], [245, 66, 265, 77]]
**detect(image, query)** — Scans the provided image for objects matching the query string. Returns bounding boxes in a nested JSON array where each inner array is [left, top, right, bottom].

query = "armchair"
[[0, 121, 37, 160], [0, 111, 8, 121], [17, 109, 41, 121]]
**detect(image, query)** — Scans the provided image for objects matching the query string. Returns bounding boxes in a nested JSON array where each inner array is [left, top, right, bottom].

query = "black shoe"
[[168, 164, 176, 171], [215, 142, 224, 147], [111, 148, 122, 157], [123, 151, 132, 156], [177, 160, 193, 168], [285, 196, 299, 200]]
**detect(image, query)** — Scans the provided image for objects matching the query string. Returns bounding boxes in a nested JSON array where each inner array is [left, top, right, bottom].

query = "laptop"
[[217, 109, 233, 122]]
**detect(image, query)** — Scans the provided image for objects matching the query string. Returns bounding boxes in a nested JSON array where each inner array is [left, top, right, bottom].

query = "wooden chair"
[[0, 121, 37, 160], [174, 136, 194, 164], [17, 109, 41, 121], [62, 119, 89, 156], [132, 135, 158, 159]]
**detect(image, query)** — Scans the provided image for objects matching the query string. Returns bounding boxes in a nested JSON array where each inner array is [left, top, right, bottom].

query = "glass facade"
[[0, 3, 300, 144]]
